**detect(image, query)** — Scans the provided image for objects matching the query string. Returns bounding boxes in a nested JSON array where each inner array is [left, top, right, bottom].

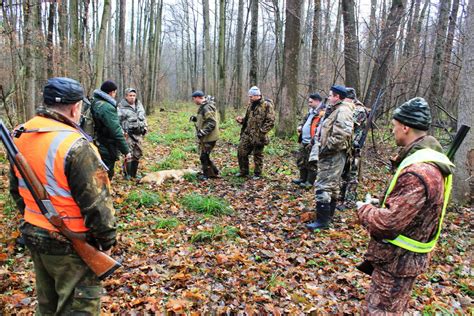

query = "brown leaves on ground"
[[0, 108, 472, 314]]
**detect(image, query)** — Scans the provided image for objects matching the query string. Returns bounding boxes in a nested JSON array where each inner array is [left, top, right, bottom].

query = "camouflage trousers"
[[29, 249, 102, 315], [296, 143, 318, 173], [364, 267, 416, 315], [237, 138, 265, 175], [340, 155, 360, 202], [315, 151, 347, 203], [199, 141, 219, 177], [126, 133, 144, 162]]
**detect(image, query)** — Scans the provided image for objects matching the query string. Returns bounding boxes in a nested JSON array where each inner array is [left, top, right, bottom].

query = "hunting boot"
[[292, 169, 308, 185], [130, 161, 140, 178], [123, 161, 133, 180], [329, 200, 337, 219], [300, 170, 316, 188], [306, 202, 332, 230]]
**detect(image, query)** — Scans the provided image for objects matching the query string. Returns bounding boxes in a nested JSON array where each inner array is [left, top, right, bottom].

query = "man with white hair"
[[235, 86, 275, 179]]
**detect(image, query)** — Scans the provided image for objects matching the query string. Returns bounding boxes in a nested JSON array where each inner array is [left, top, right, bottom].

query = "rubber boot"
[[292, 169, 308, 185], [329, 200, 337, 218], [300, 170, 316, 188], [130, 161, 139, 178], [306, 202, 332, 230], [123, 161, 133, 180]]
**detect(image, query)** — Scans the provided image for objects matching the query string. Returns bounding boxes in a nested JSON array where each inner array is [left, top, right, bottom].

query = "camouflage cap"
[[43, 77, 84, 105], [393, 97, 431, 131], [346, 87, 357, 100]]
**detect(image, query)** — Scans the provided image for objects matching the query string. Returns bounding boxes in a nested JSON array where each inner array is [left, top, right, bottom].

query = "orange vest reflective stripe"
[[13, 116, 89, 233], [310, 111, 325, 138]]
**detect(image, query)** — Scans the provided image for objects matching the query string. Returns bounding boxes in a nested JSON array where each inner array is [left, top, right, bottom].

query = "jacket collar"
[[93, 89, 117, 107]]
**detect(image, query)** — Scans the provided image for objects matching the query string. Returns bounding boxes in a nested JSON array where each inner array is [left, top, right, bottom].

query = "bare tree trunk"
[[342, 0, 360, 91], [203, 0, 212, 93], [277, 0, 302, 137], [439, 0, 460, 101], [427, 0, 451, 127], [118, 0, 126, 91], [70, 0, 81, 78], [249, 0, 258, 86], [233, 0, 245, 108], [453, 0, 473, 204], [46, 2, 55, 78], [93, 0, 111, 88], [309, 0, 321, 92], [23, 0, 36, 119], [217, 0, 227, 121], [364, 0, 406, 107], [58, 0, 68, 77]]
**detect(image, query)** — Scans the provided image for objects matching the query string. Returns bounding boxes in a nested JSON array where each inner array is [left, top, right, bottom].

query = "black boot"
[[329, 200, 337, 218], [123, 161, 133, 180], [292, 169, 308, 185], [300, 170, 316, 188], [306, 202, 332, 230], [130, 161, 139, 178]]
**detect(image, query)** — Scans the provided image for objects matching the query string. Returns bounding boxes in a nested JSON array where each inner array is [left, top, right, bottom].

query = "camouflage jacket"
[[196, 100, 219, 142], [318, 101, 354, 156], [118, 99, 148, 135], [358, 136, 453, 277], [240, 97, 276, 146], [352, 103, 368, 148], [9, 109, 117, 253], [91, 90, 129, 159]]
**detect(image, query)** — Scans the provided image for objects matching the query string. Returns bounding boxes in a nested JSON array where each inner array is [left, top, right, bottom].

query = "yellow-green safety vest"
[[382, 148, 454, 253]]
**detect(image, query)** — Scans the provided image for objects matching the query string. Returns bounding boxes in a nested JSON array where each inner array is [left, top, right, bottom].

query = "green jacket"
[[9, 108, 117, 254], [196, 100, 219, 143], [91, 90, 130, 160]]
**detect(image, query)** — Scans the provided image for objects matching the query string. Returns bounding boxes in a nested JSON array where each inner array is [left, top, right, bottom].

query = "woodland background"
[[0, 0, 473, 313], [0, 0, 472, 201]]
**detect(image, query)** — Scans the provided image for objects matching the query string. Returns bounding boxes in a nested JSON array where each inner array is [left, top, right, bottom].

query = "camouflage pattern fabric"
[[237, 97, 275, 175], [9, 109, 117, 315], [296, 143, 317, 173], [240, 97, 275, 146], [358, 136, 452, 313], [196, 100, 219, 143], [365, 267, 416, 314], [125, 133, 144, 161], [237, 137, 264, 175], [199, 141, 219, 177], [118, 99, 147, 162], [315, 151, 347, 203], [30, 250, 102, 315]]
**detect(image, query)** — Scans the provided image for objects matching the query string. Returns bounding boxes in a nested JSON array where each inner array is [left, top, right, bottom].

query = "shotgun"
[[0, 119, 121, 280], [357, 124, 471, 276]]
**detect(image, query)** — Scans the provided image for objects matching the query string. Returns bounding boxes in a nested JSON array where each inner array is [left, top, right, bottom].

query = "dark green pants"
[[30, 250, 102, 315]]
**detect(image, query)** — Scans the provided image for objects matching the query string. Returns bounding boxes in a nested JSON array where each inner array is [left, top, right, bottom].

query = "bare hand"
[[236, 116, 243, 124]]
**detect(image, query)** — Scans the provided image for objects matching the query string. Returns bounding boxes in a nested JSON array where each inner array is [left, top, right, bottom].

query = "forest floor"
[[0, 103, 472, 314]]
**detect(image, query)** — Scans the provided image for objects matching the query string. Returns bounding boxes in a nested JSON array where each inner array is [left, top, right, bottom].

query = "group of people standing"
[[6, 76, 456, 315]]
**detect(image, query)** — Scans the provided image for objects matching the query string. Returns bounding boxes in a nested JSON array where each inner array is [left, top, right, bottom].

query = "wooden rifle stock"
[[0, 119, 120, 280], [357, 124, 471, 276]]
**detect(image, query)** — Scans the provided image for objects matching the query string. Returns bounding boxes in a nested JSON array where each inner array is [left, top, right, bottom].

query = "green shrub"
[[181, 193, 232, 216]]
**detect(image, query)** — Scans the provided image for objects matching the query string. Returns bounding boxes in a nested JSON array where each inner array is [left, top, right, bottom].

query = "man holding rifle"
[[8, 78, 117, 314], [357, 98, 455, 314]]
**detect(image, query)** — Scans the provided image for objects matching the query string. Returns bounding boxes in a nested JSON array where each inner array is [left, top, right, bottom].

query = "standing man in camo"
[[190, 90, 220, 180], [357, 98, 454, 314], [236, 86, 275, 179], [306, 85, 354, 230], [340, 87, 369, 205], [118, 88, 148, 179]]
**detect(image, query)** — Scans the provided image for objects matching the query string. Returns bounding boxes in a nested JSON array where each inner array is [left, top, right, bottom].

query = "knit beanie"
[[248, 86, 261, 96], [393, 97, 432, 131]]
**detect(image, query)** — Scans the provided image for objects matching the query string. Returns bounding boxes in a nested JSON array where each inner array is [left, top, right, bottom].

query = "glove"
[[197, 129, 206, 139], [190, 115, 197, 122], [356, 193, 380, 209]]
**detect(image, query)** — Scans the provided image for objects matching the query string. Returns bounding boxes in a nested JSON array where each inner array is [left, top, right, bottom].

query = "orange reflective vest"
[[310, 110, 325, 138], [13, 116, 90, 233]]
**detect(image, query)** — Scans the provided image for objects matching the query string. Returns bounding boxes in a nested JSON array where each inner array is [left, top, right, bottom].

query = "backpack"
[[80, 99, 96, 139]]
